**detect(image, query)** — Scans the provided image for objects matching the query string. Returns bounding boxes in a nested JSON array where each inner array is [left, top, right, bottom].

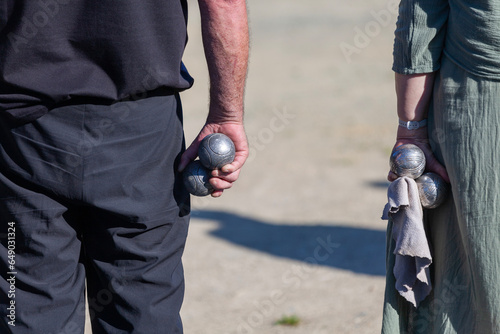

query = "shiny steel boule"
[[182, 160, 214, 197], [198, 133, 236, 170], [390, 144, 426, 179], [416, 172, 448, 209]]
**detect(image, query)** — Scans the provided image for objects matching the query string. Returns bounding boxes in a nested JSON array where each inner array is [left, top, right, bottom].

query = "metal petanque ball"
[[416, 172, 448, 209], [390, 144, 426, 179], [198, 133, 235, 170], [182, 160, 214, 197]]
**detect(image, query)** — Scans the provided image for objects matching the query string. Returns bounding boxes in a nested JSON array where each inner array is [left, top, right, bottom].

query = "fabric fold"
[[382, 176, 432, 307]]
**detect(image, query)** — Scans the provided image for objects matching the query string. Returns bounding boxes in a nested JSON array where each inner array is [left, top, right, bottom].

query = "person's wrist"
[[396, 125, 429, 141], [206, 108, 244, 125]]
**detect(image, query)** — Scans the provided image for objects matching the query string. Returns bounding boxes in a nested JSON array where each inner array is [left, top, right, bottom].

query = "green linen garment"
[[383, 0, 500, 333]]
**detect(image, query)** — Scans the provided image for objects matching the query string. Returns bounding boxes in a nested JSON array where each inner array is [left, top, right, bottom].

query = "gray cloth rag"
[[382, 176, 432, 307]]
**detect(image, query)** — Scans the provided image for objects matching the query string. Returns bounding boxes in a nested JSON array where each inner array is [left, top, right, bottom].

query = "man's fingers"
[[212, 168, 240, 182], [220, 161, 241, 174], [211, 189, 224, 198], [210, 177, 234, 190], [180, 123, 248, 197]]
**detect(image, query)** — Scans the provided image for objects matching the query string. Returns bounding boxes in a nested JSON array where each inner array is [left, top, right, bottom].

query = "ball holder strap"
[[399, 119, 428, 130]]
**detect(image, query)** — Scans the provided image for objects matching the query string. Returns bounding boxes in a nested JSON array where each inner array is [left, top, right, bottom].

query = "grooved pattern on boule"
[[198, 133, 235, 170], [416, 172, 448, 209], [390, 143, 426, 179], [183, 160, 214, 196]]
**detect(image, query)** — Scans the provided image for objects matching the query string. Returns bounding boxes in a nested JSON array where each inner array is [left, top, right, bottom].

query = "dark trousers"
[[0, 95, 191, 334]]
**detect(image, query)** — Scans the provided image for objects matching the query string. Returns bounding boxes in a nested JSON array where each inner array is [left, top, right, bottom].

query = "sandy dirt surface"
[[86, 0, 398, 333]]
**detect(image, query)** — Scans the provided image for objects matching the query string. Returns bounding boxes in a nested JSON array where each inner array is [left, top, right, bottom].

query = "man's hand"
[[179, 122, 248, 197], [179, 0, 249, 198]]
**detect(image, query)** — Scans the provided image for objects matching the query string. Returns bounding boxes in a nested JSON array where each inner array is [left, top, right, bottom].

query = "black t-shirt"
[[0, 0, 194, 122]]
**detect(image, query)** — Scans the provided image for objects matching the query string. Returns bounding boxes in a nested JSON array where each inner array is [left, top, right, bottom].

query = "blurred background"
[[179, 0, 397, 333]]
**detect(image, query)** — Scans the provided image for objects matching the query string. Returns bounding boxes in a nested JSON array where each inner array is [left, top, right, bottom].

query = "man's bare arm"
[[179, 0, 249, 197], [200, 0, 249, 124]]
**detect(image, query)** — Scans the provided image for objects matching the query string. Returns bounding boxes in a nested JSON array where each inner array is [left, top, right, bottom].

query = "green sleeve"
[[393, 0, 450, 74]]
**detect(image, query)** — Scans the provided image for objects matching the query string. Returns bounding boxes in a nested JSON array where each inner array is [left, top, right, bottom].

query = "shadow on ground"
[[191, 210, 387, 276]]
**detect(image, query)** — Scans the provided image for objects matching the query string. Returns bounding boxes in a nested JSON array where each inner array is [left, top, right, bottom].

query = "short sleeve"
[[393, 0, 450, 74]]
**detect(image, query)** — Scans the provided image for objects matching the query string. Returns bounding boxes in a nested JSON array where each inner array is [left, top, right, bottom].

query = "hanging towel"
[[382, 176, 432, 307]]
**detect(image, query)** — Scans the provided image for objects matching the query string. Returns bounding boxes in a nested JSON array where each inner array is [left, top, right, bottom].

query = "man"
[[0, 0, 249, 333]]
